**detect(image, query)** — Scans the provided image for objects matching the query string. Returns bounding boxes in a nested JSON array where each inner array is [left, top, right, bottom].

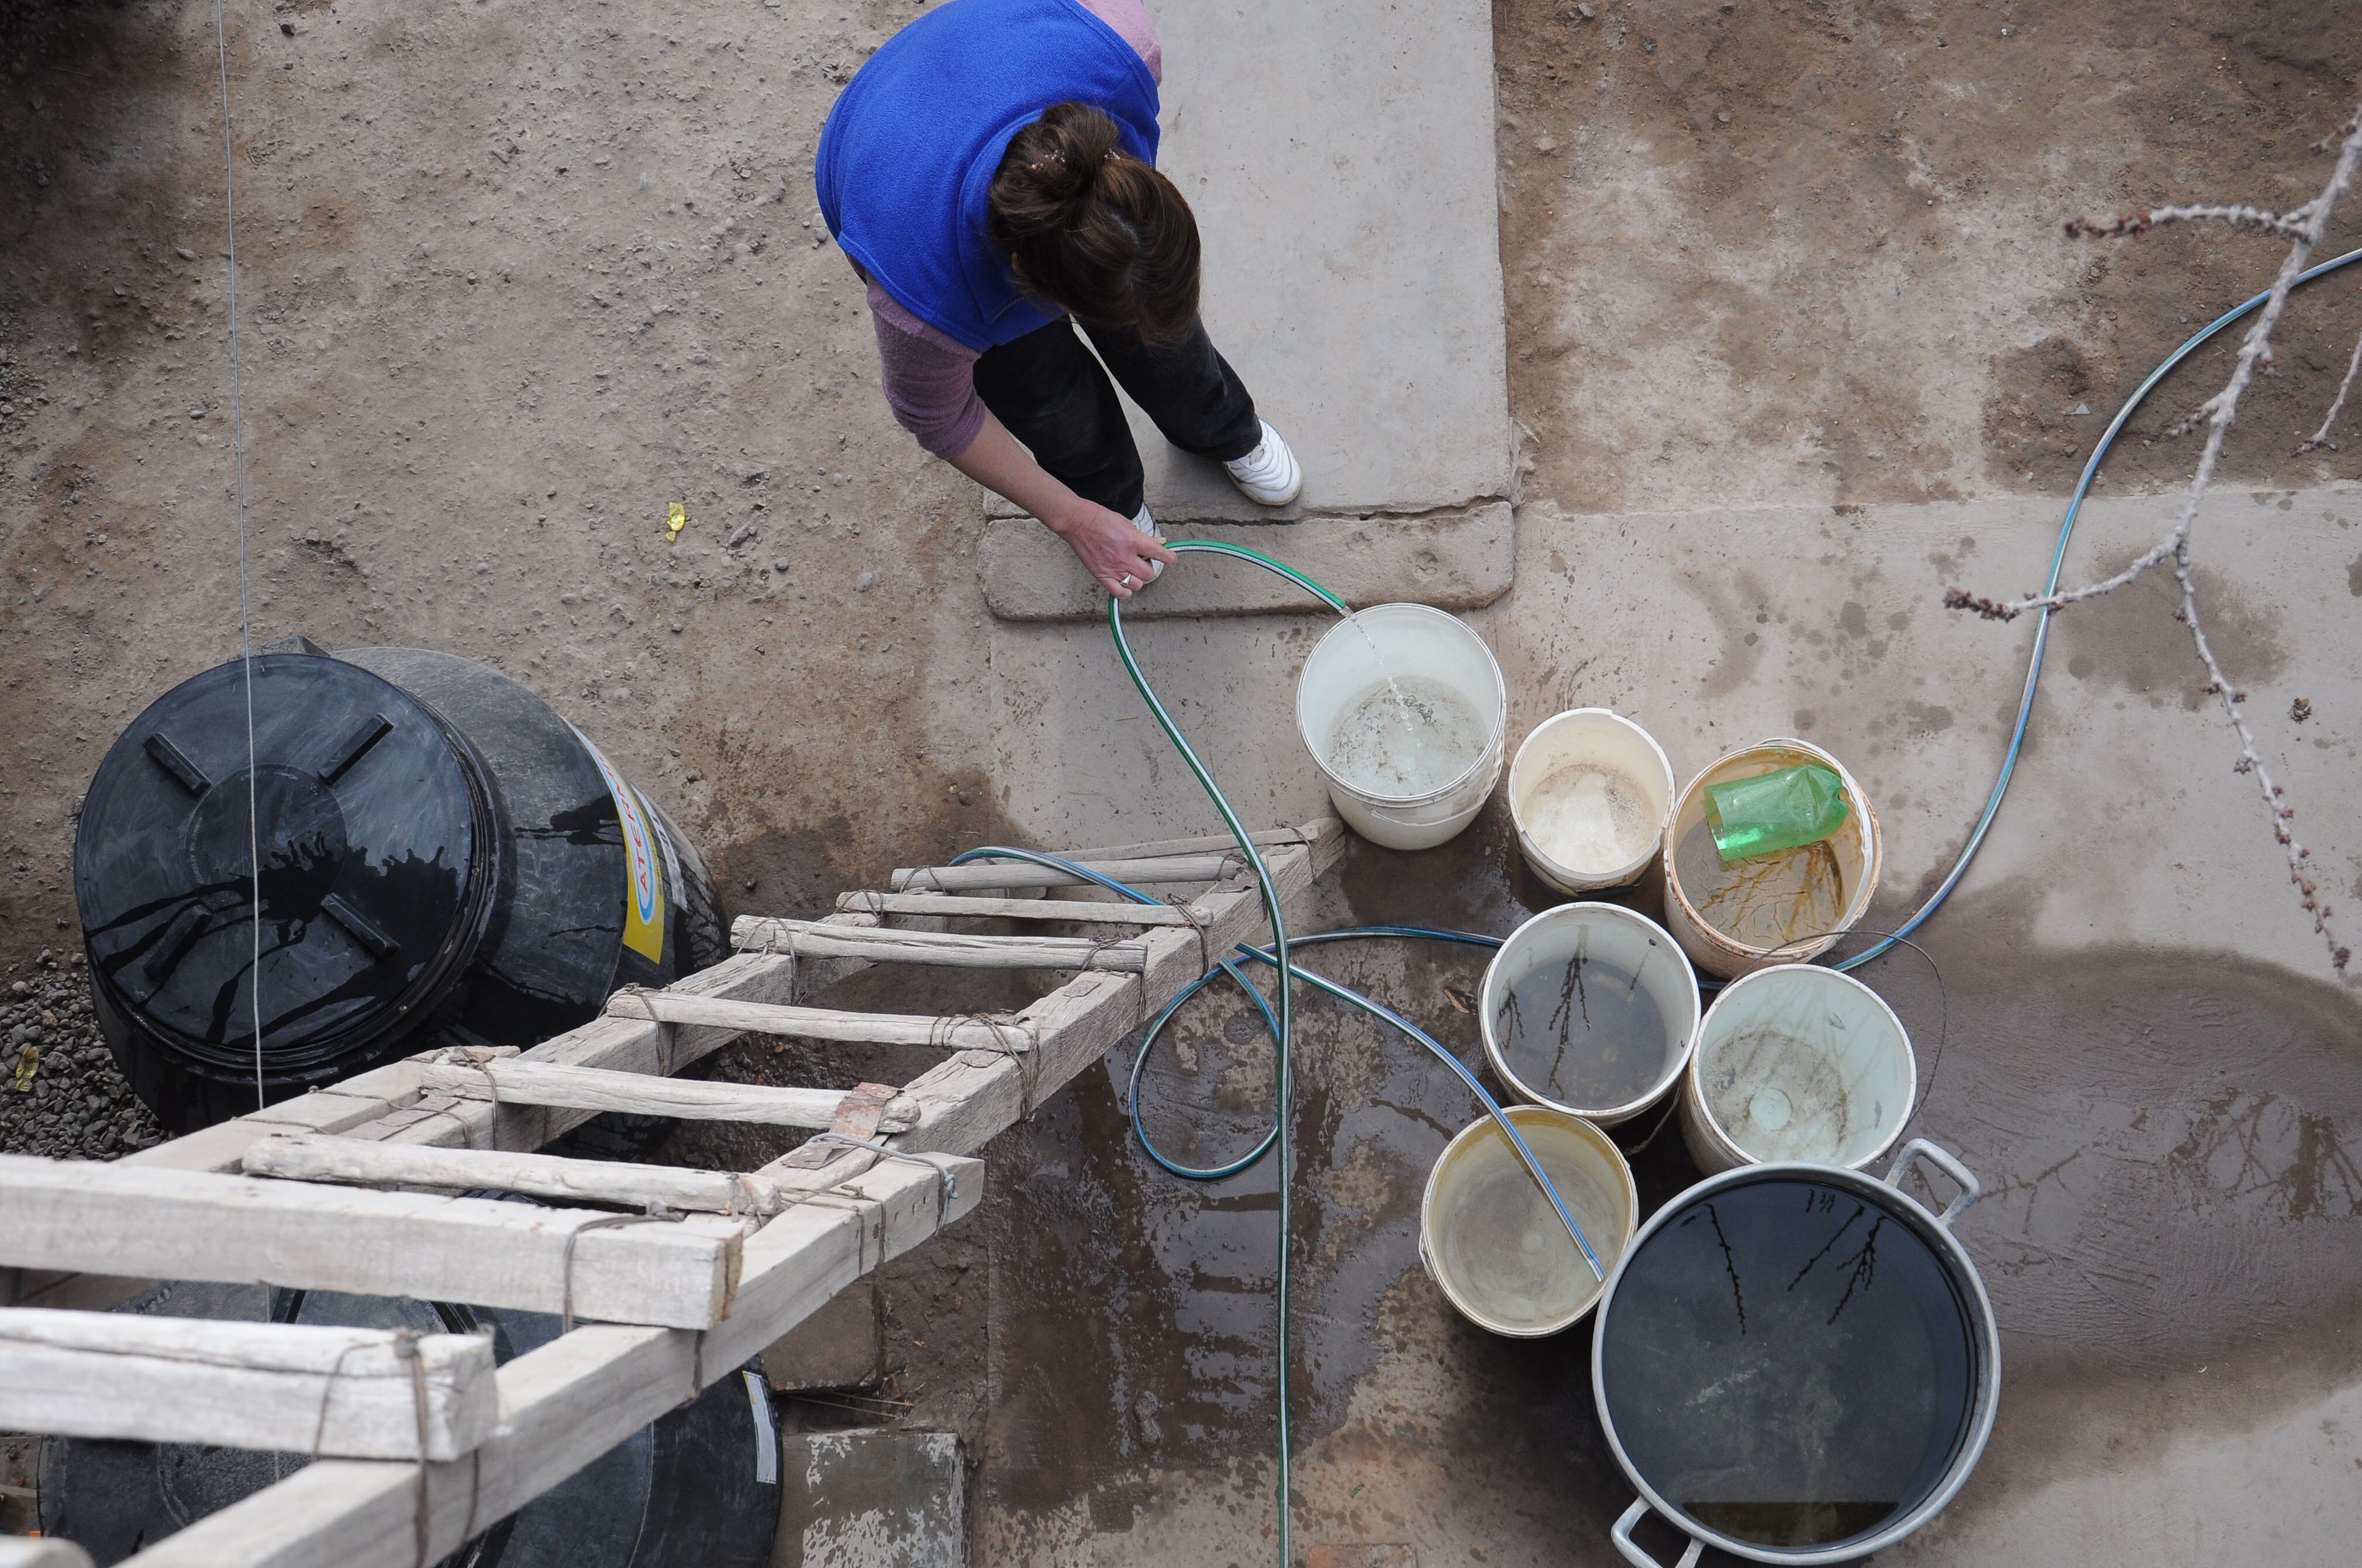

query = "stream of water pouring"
[[1345, 612, 1419, 737]]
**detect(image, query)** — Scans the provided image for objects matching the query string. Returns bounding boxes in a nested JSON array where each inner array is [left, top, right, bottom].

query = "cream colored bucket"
[[1508, 709, 1677, 893], [1479, 902, 1701, 1127], [1294, 603, 1506, 851], [1419, 1105, 1638, 1336], [1680, 963, 1918, 1175], [1660, 737, 1882, 980]]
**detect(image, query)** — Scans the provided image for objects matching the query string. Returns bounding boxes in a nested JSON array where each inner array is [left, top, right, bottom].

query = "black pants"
[[972, 316, 1262, 519]]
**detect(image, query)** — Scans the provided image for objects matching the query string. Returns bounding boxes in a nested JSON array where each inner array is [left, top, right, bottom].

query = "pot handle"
[[1883, 1137, 1981, 1227], [1611, 1499, 1704, 1568]]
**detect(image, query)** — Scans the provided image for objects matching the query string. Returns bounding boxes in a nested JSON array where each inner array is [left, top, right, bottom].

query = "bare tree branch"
[[1970, 113, 2362, 621], [2171, 542, 2347, 970], [2295, 312, 2362, 455], [2064, 201, 2323, 241], [1950, 103, 2362, 973]]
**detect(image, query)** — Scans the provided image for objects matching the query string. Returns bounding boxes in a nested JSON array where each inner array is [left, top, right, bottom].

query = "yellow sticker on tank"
[[574, 730, 666, 963]]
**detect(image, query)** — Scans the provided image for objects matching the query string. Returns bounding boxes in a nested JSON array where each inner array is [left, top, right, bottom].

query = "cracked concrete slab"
[[1135, 0, 1509, 519], [984, 0, 1516, 619]]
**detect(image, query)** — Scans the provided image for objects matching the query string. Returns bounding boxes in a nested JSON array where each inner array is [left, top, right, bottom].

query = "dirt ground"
[[6, 0, 2362, 1562], [7, 0, 2362, 970], [1495, 0, 2362, 511]]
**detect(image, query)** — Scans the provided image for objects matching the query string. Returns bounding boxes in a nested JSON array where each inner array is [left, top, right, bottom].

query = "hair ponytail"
[[988, 102, 1201, 344]]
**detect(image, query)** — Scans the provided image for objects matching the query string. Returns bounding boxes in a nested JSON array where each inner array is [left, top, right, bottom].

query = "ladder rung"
[[835, 890, 1199, 926], [601, 992, 1035, 1052], [1049, 827, 1308, 861], [416, 1059, 918, 1134], [890, 851, 1246, 893], [729, 918, 1147, 970], [0, 1307, 496, 1461], [0, 1153, 743, 1330], [243, 1132, 782, 1217]]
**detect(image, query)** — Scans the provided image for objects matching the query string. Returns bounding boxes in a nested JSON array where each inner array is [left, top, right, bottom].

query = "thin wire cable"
[[212, 0, 264, 1110]]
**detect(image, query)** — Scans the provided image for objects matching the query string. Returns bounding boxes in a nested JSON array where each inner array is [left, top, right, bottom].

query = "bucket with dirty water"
[[1681, 963, 1915, 1175], [1592, 1140, 1999, 1564], [1508, 709, 1676, 893], [1419, 1104, 1637, 1336], [1661, 738, 1882, 980], [1295, 603, 1505, 851], [1479, 903, 1701, 1127]]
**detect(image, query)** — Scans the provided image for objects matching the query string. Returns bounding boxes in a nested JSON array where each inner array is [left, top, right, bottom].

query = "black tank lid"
[[74, 652, 495, 1074]]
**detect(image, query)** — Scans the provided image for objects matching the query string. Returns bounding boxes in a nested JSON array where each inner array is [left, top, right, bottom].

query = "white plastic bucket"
[[1681, 963, 1917, 1175], [1479, 903, 1701, 1127], [1507, 709, 1677, 893], [1294, 603, 1506, 851], [1419, 1104, 1638, 1337], [1661, 738, 1883, 980]]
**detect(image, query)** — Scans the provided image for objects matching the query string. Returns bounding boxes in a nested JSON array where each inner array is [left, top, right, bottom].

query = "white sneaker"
[[1224, 420, 1302, 506], [1131, 503, 1164, 579]]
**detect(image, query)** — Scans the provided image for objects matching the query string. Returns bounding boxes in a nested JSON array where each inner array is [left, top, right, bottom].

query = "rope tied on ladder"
[[612, 984, 682, 1075], [808, 1131, 962, 1225], [933, 1009, 1037, 1117], [308, 1327, 442, 1567], [1166, 893, 1216, 978], [751, 920, 801, 1003]]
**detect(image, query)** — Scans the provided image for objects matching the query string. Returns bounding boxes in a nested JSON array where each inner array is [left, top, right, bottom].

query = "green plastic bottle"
[[1704, 763, 1851, 864]]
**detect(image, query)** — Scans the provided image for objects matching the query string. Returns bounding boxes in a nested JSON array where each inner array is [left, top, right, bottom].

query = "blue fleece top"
[[814, 0, 1162, 353]]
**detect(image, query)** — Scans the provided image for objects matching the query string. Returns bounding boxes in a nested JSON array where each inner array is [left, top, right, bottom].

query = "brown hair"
[[988, 102, 1200, 344]]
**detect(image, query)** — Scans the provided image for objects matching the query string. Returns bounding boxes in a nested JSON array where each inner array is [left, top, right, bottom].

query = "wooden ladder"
[[0, 817, 1346, 1568]]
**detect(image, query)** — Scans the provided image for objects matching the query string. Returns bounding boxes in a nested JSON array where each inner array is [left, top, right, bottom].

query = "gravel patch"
[[1, 949, 165, 1160]]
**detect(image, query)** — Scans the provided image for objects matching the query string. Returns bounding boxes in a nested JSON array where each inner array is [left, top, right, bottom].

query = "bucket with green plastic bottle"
[[1660, 738, 1883, 979]]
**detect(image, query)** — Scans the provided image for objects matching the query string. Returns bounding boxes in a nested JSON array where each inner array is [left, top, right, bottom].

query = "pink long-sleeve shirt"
[[864, 0, 1163, 458]]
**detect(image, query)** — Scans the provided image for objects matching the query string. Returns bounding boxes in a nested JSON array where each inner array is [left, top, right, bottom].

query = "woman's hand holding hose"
[[947, 410, 1175, 599], [1046, 498, 1175, 599]]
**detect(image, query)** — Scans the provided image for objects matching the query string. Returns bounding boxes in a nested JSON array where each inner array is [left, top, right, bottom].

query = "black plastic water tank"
[[73, 642, 725, 1131]]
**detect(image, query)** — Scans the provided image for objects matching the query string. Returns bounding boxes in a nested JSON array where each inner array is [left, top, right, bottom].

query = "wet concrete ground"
[[864, 478, 2362, 1565], [843, 806, 2361, 1566]]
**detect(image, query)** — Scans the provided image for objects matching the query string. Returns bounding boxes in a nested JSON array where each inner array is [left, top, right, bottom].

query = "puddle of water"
[[970, 828, 2362, 1539]]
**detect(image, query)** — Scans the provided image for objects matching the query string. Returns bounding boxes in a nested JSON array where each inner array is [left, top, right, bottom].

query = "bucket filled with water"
[[1295, 603, 1506, 850], [1681, 963, 1916, 1175], [1662, 738, 1882, 980], [1592, 1140, 2001, 1563], [1419, 1104, 1637, 1336], [1508, 708, 1676, 893], [1479, 903, 1701, 1127]]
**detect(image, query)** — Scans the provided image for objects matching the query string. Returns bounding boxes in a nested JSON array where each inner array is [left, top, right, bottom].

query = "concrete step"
[[773, 1429, 964, 1568], [983, 503, 1513, 621]]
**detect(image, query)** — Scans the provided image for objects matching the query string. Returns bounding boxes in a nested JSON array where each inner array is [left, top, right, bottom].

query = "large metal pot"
[[1591, 1140, 2000, 1566]]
